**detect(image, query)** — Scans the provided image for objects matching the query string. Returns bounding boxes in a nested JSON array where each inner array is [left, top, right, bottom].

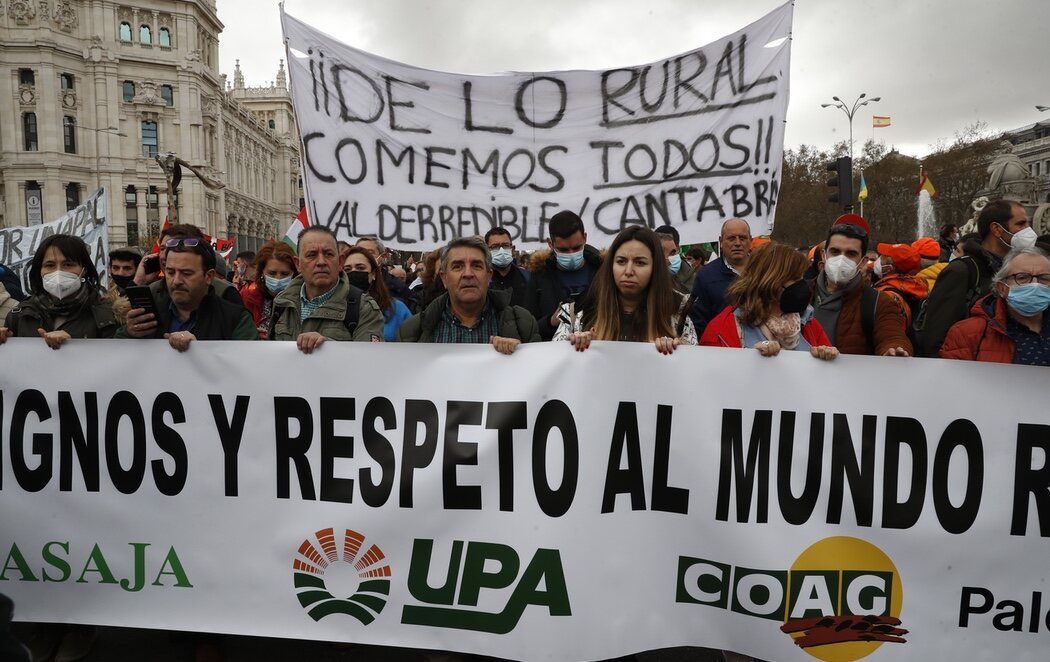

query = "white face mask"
[[1009, 226, 1038, 250], [824, 254, 859, 285], [872, 259, 890, 279], [42, 270, 83, 299]]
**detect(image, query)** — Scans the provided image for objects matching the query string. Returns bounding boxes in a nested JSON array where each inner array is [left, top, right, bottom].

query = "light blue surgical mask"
[[491, 247, 513, 268], [668, 252, 682, 275], [555, 249, 585, 271], [265, 274, 292, 296], [1006, 283, 1050, 316]]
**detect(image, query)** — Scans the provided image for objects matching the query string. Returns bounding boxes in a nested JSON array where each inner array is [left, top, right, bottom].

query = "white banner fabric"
[[1, 340, 1047, 662], [281, 5, 792, 250], [0, 187, 110, 293]]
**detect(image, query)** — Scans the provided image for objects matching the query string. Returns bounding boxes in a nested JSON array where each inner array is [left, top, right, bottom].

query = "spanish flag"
[[873, 116, 891, 128], [916, 174, 938, 199], [858, 173, 869, 201]]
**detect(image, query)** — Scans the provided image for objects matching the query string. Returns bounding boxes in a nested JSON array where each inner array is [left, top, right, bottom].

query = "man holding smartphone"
[[119, 237, 256, 350], [133, 223, 243, 306]]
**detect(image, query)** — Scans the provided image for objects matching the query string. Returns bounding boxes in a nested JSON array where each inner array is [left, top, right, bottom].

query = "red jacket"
[[939, 294, 1015, 363], [700, 306, 832, 348], [240, 283, 269, 338]]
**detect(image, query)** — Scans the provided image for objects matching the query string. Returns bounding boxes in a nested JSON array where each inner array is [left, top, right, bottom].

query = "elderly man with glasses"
[[940, 247, 1050, 365]]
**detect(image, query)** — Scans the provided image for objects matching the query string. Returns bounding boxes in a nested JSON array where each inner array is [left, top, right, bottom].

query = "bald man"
[[688, 218, 752, 336]]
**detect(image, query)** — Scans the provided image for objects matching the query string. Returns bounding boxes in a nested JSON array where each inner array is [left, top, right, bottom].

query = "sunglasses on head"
[[163, 238, 203, 249]]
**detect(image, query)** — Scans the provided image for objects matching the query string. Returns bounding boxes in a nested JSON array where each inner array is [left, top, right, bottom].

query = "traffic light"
[[826, 156, 853, 211]]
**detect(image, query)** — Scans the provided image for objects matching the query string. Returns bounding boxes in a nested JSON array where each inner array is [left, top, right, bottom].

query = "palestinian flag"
[[283, 207, 308, 251]]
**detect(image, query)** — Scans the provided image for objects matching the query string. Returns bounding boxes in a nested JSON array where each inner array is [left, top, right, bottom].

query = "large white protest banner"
[[281, 4, 792, 250], [0, 187, 110, 293], [1, 340, 1047, 661]]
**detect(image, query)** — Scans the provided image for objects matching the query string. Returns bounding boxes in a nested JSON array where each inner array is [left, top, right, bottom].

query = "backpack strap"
[[266, 304, 286, 340], [961, 255, 981, 305], [342, 285, 362, 335], [859, 286, 879, 352]]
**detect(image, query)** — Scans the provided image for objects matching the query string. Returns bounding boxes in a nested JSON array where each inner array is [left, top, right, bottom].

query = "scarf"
[[20, 284, 97, 328], [762, 313, 802, 350]]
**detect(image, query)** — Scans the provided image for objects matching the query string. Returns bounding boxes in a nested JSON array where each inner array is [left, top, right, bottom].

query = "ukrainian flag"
[[858, 172, 868, 201]]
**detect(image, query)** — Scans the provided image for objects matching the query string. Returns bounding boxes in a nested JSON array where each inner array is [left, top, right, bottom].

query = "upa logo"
[[292, 527, 392, 625], [401, 539, 571, 634], [677, 537, 907, 661]]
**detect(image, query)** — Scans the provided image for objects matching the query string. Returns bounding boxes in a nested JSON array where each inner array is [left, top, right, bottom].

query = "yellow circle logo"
[[780, 536, 906, 661]]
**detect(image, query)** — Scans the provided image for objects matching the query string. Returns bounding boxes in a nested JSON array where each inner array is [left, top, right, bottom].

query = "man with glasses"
[[485, 227, 529, 307], [918, 199, 1032, 357], [133, 223, 243, 306], [120, 236, 257, 349], [940, 247, 1050, 364]]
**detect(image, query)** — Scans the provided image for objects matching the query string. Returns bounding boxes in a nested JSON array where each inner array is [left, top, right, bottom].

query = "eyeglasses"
[[1006, 272, 1050, 286], [163, 238, 203, 249]]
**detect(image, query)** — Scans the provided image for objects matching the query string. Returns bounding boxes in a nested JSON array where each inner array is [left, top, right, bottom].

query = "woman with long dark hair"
[[0, 234, 116, 348], [554, 226, 696, 354], [343, 246, 412, 341], [701, 242, 838, 360]]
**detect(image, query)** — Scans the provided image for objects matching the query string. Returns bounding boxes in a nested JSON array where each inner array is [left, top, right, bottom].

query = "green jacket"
[[6, 292, 117, 338], [396, 288, 541, 343], [673, 258, 696, 295], [269, 273, 385, 342]]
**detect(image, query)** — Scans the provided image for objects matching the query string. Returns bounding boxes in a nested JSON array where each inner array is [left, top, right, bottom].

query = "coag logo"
[[677, 536, 906, 661], [292, 527, 391, 624]]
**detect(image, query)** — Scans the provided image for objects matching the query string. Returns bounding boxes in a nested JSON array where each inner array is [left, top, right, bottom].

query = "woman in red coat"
[[241, 240, 297, 338], [701, 242, 838, 360], [940, 247, 1050, 364]]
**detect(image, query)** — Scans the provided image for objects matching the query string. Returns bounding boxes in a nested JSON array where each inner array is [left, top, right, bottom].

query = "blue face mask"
[[668, 253, 682, 275], [1006, 284, 1050, 316], [555, 249, 585, 271], [265, 275, 292, 296], [491, 248, 513, 268]]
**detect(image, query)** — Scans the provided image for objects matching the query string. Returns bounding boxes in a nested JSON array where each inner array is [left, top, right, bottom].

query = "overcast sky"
[[217, 0, 1049, 158]]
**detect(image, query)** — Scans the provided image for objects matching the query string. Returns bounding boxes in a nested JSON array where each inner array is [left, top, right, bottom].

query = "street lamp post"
[[821, 93, 881, 166], [63, 119, 127, 190]]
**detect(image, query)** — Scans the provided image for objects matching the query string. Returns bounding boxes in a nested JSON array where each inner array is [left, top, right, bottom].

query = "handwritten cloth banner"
[[1, 340, 1048, 661], [0, 187, 109, 293], [281, 4, 792, 250]]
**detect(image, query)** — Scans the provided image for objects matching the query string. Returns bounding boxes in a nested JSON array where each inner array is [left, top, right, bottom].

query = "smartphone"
[[143, 254, 160, 274], [124, 285, 157, 317]]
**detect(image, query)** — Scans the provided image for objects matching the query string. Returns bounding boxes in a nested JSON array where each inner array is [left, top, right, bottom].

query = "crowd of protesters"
[[8, 203, 1043, 363], [0, 200, 1049, 661]]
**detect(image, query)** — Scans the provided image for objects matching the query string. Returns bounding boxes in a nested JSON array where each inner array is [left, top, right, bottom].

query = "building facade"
[[0, 0, 300, 253], [1008, 118, 1050, 203]]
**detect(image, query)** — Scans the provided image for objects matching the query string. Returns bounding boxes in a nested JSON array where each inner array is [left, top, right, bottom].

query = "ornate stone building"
[[1006, 117, 1050, 205], [0, 0, 300, 253]]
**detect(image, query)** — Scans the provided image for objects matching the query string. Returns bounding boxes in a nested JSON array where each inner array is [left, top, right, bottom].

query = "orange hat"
[[807, 242, 823, 261], [751, 236, 771, 250], [833, 213, 870, 235], [876, 243, 920, 274], [912, 237, 940, 259]]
